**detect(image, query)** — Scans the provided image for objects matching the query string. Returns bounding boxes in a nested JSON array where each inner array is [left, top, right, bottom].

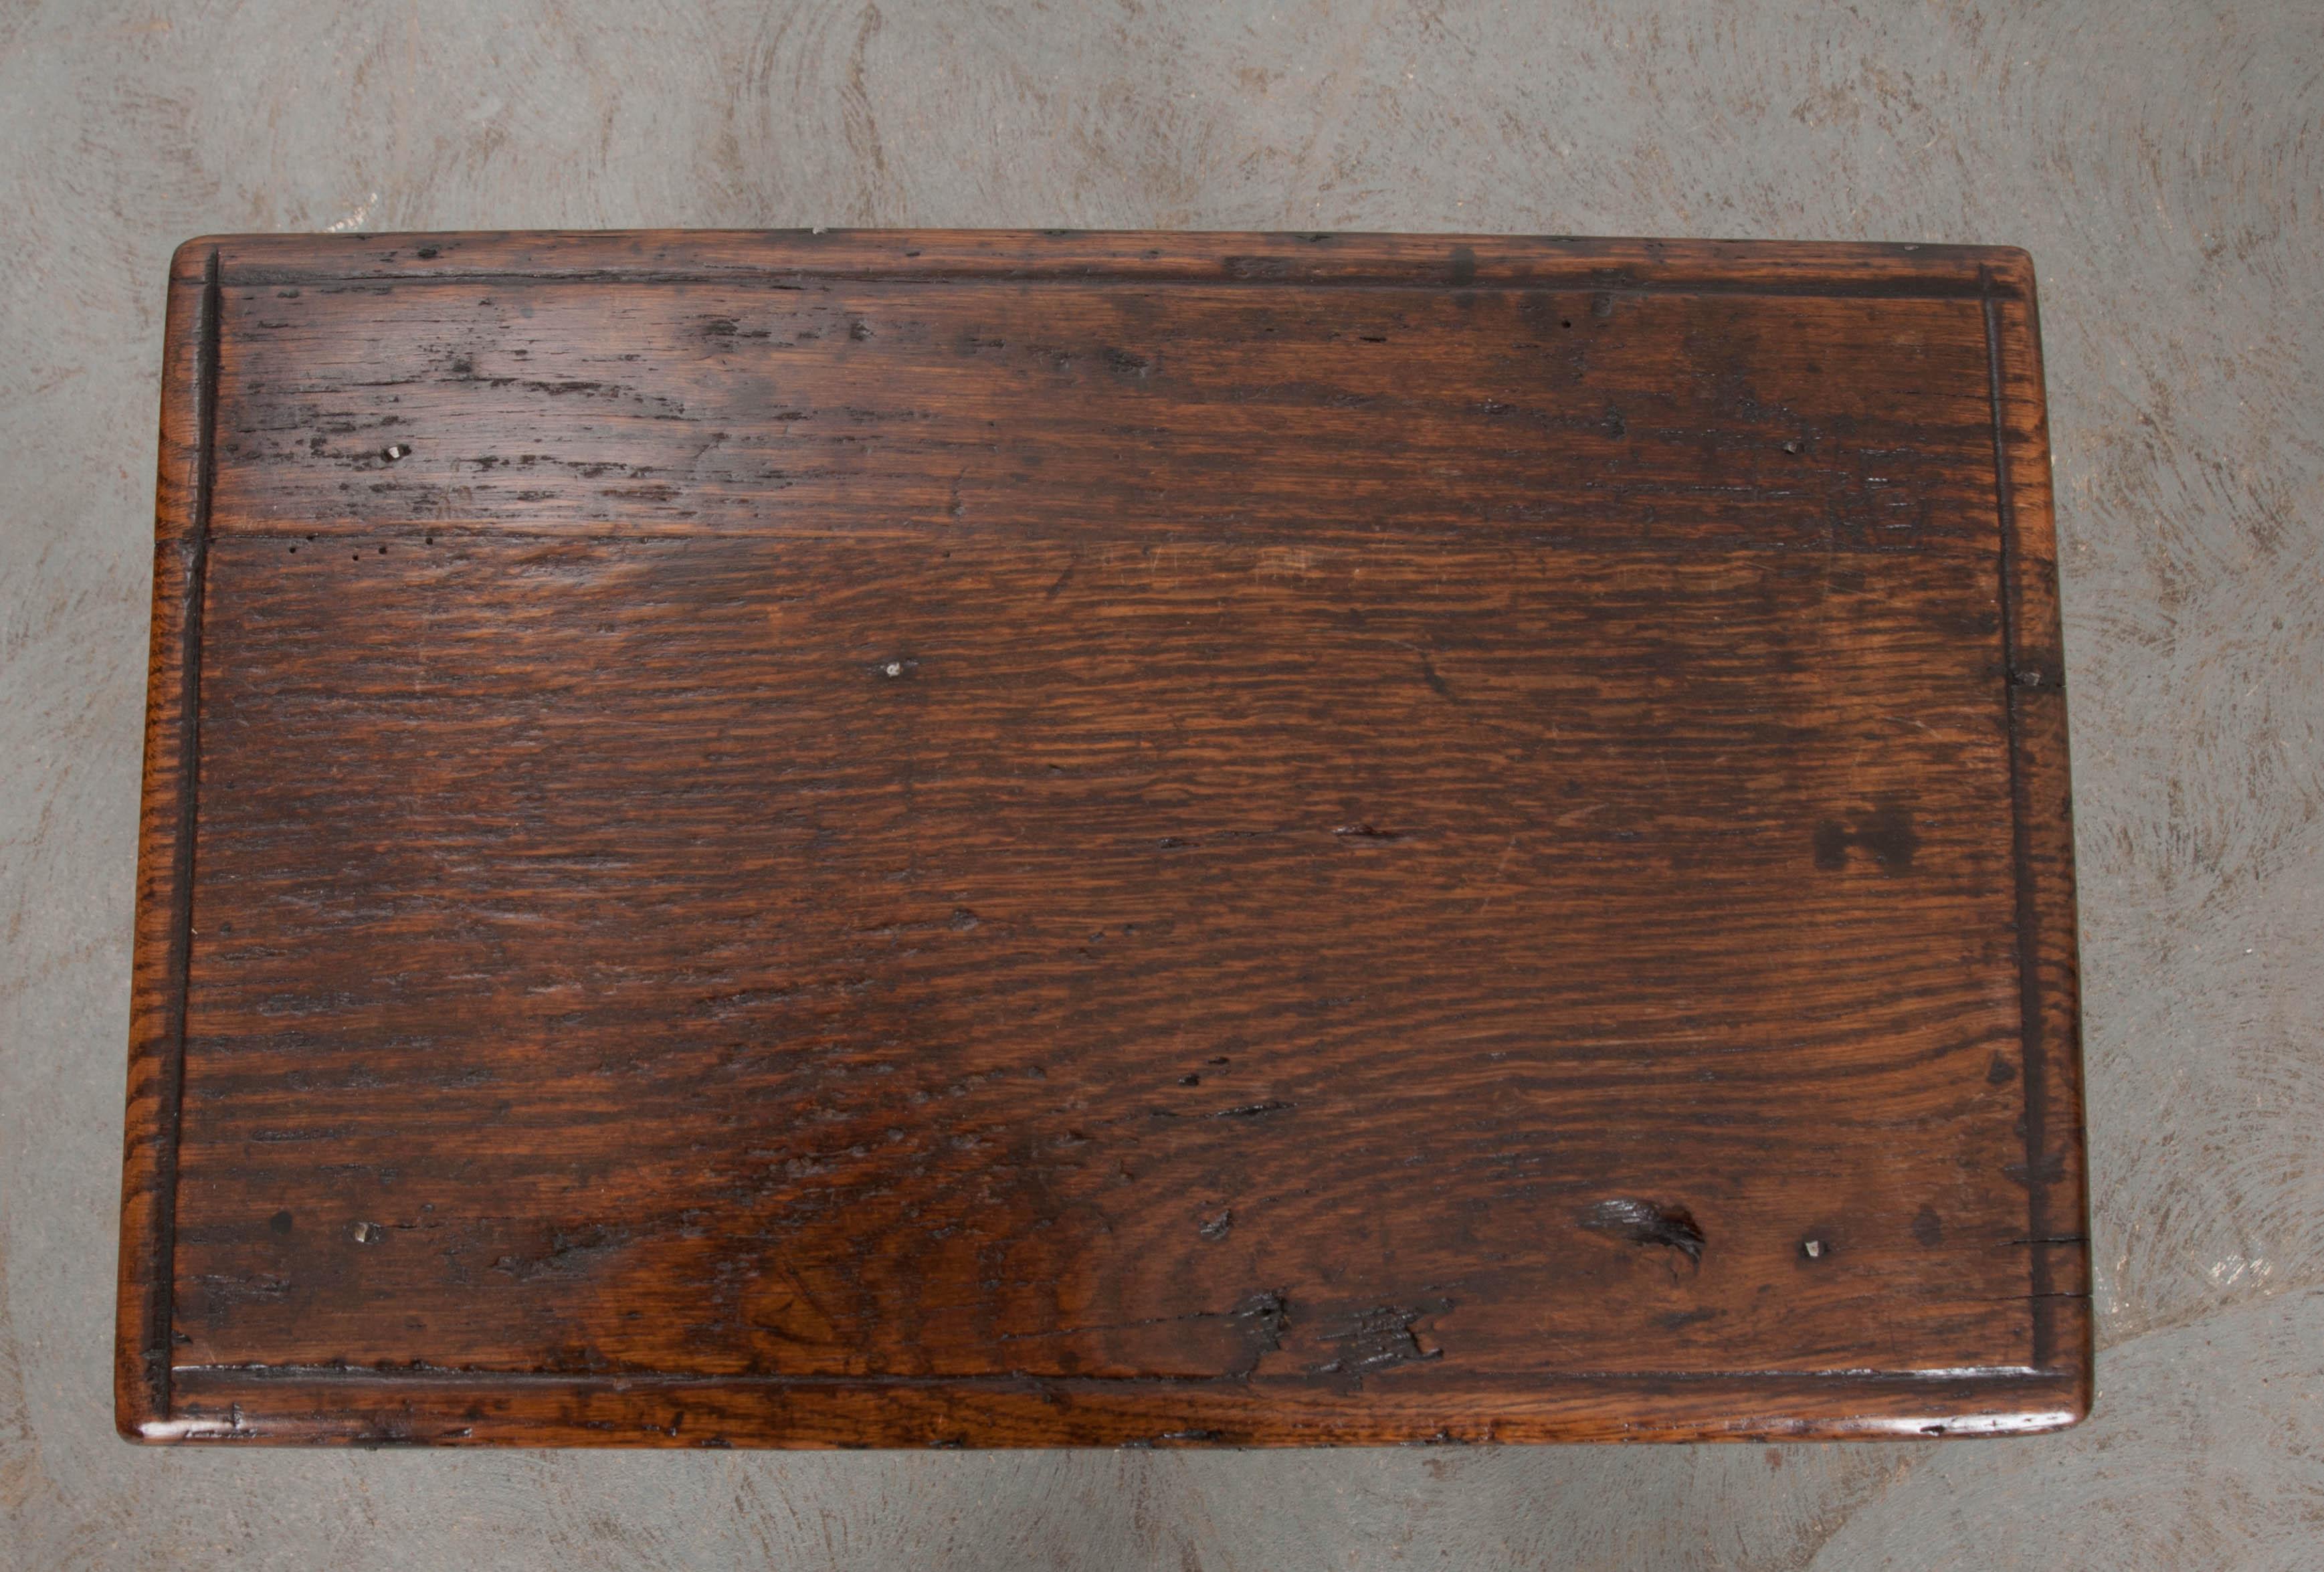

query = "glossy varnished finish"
[[118, 231, 2089, 1446]]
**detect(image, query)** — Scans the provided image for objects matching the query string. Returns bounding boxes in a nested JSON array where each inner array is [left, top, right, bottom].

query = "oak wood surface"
[[118, 230, 2089, 1446]]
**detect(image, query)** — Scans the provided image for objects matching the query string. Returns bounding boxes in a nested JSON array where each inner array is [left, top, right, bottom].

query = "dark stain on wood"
[[116, 230, 2089, 1448], [1812, 803, 1923, 872], [1578, 1198, 1709, 1266], [1311, 1300, 1452, 1384]]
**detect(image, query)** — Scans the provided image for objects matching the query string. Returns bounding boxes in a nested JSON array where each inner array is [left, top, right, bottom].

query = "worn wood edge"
[[116, 241, 219, 1442], [171, 228, 2037, 298], [157, 1366, 2089, 1448], [1984, 262, 2093, 1404], [203, 522, 2050, 549]]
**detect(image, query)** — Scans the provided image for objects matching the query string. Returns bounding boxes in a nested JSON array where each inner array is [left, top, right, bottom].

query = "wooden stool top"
[[117, 231, 2088, 1446]]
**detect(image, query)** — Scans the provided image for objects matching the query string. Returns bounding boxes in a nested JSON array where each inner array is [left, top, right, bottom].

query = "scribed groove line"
[[1985, 284, 2052, 1371], [173, 1364, 2059, 1388], [217, 268, 2023, 302]]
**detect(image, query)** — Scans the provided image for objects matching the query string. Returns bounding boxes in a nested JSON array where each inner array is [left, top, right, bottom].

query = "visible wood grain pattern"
[[118, 231, 2088, 1447]]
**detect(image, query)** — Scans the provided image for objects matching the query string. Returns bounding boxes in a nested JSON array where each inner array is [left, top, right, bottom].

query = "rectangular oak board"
[[118, 230, 2089, 1446]]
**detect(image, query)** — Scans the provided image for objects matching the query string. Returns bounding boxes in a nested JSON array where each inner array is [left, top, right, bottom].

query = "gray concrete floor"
[[3, 1, 2318, 1566]]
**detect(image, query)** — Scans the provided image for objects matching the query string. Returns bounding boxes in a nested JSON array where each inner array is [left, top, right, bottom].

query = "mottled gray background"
[[2, 1, 2317, 1566]]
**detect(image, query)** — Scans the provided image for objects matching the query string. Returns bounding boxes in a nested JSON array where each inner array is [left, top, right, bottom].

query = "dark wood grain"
[[119, 231, 2089, 1446]]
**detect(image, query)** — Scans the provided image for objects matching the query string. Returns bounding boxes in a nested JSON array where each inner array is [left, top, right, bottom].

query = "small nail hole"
[[382, 443, 409, 461]]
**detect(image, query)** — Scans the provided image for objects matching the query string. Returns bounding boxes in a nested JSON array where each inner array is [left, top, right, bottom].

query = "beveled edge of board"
[[118, 244, 218, 1440], [1984, 274, 2093, 1391], [167, 227, 2036, 298], [152, 1365, 2089, 1448], [118, 231, 2089, 1446]]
